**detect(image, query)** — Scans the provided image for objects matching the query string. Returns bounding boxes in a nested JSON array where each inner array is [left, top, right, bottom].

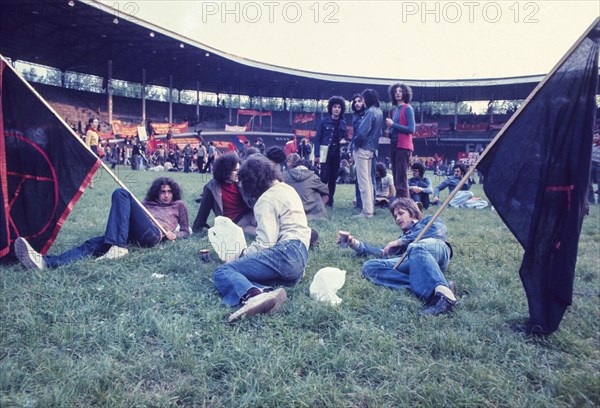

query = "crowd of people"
[[16, 84, 520, 323]]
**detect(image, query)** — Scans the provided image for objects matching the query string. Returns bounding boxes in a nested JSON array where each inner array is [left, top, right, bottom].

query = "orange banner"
[[112, 120, 139, 137], [294, 129, 316, 137]]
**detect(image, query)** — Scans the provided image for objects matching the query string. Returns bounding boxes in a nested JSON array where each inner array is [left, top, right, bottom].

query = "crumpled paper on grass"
[[309, 267, 346, 305]]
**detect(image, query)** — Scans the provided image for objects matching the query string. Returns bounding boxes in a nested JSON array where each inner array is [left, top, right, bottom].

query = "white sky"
[[101, 0, 599, 81]]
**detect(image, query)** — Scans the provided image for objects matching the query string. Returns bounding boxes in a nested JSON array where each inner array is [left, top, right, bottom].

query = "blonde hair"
[[389, 197, 423, 220]]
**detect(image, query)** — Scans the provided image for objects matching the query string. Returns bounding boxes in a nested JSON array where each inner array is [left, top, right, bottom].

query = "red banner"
[[237, 109, 272, 117], [293, 113, 316, 125], [414, 123, 439, 139], [456, 123, 488, 132], [152, 122, 189, 135], [98, 131, 114, 140]]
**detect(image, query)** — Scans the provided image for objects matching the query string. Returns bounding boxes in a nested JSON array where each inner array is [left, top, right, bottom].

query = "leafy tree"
[[490, 100, 523, 114]]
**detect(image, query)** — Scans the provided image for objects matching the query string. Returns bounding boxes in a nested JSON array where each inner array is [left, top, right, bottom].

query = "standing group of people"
[[313, 84, 417, 216], [182, 141, 217, 173]]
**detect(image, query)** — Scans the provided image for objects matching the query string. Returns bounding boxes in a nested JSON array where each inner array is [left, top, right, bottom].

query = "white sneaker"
[[14, 237, 46, 270], [96, 245, 129, 261], [228, 288, 287, 322]]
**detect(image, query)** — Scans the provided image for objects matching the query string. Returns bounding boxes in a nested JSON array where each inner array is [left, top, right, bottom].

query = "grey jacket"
[[283, 167, 329, 220]]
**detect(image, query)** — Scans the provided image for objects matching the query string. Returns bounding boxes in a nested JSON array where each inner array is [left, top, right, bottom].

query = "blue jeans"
[[213, 239, 308, 306], [44, 189, 161, 268], [361, 238, 450, 300]]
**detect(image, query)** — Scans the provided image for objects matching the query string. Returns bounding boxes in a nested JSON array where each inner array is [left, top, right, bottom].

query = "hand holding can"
[[338, 231, 350, 248]]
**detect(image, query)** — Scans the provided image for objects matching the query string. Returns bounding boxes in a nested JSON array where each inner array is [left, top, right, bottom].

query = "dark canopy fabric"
[[477, 21, 599, 335], [0, 59, 101, 261]]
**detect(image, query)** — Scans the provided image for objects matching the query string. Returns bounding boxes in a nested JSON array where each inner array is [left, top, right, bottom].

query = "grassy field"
[[1, 166, 599, 407]]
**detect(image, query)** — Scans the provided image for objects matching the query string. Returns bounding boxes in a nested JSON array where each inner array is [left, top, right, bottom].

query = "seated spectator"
[[588, 132, 600, 205], [432, 163, 476, 208], [213, 155, 311, 322], [284, 136, 297, 157], [253, 137, 266, 155], [408, 161, 433, 209], [244, 146, 261, 158], [337, 159, 352, 184], [167, 150, 179, 170], [375, 162, 396, 207], [284, 153, 329, 221], [14, 178, 189, 269], [265, 146, 287, 171], [340, 197, 457, 316], [192, 153, 256, 234]]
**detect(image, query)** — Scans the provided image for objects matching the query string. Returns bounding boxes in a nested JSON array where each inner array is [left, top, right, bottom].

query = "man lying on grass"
[[341, 197, 457, 316], [213, 155, 311, 322], [14, 177, 189, 269]]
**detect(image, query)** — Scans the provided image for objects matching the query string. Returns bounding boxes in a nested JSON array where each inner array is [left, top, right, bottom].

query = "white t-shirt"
[[376, 174, 394, 197]]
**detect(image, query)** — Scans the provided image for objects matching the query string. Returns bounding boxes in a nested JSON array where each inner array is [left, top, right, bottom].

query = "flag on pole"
[[0, 57, 101, 261], [477, 19, 599, 335]]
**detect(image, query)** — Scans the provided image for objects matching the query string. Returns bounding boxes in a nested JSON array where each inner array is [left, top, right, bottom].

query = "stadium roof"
[[0, 0, 549, 102]]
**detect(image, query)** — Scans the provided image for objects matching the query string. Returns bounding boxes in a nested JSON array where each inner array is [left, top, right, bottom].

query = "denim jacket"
[[350, 111, 365, 152], [356, 215, 449, 257], [353, 106, 383, 152], [314, 116, 347, 159], [434, 176, 473, 197]]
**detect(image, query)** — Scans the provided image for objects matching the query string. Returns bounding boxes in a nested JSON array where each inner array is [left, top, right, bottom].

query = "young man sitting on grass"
[[192, 153, 256, 235], [14, 177, 189, 269], [340, 197, 457, 316], [213, 155, 311, 322]]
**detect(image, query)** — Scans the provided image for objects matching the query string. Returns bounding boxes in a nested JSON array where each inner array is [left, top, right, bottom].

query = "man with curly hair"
[[192, 153, 256, 234], [213, 155, 311, 322], [14, 177, 190, 269], [386, 83, 415, 198], [314, 95, 348, 208]]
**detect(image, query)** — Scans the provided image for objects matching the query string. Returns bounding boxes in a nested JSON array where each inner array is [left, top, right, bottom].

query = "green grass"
[[1, 167, 599, 407]]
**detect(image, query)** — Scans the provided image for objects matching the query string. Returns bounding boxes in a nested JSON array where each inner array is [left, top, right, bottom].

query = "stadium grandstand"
[[1, 0, 598, 163]]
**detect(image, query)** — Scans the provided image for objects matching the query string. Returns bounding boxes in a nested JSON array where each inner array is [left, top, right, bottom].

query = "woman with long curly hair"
[[14, 177, 189, 269], [213, 155, 311, 322]]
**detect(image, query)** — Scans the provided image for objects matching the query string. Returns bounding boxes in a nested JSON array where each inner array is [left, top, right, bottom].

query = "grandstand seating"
[[32, 82, 510, 139]]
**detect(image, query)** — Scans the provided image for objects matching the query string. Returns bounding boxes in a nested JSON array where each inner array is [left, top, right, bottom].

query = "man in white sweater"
[[213, 155, 311, 322]]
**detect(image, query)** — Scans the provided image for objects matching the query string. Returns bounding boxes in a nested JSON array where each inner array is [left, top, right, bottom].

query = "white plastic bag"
[[309, 267, 346, 306], [208, 216, 247, 262]]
